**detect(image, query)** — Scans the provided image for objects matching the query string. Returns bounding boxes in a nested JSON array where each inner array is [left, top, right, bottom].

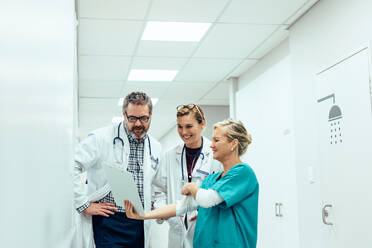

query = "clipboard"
[[104, 165, 145, 216]]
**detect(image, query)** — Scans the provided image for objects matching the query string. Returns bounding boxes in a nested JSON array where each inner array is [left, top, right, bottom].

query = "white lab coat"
[[153, 137, 223, 248], [72, 122, 161, 248]]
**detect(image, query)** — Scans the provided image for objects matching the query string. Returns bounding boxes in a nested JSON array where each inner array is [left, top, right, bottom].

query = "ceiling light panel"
[[128, 69, 178, 81], [141, 22, 211, 42], [79, 56, 131, 80], [175, 58, 241, 82], [136, 41, 198, 57], [148, 0, 229, 22], [78, 0, 150, 19], [79, 20, 143, 55], [219, 0, 307, 24], [194, 23, 278, 59]]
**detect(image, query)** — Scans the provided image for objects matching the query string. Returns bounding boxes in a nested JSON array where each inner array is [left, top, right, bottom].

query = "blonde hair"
[[214, 119, 252, 156], [176, 104, 205, 124]]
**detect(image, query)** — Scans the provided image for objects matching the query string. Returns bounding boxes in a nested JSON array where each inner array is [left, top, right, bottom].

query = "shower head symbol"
[[317, 94, 343, 145], [329, 104, 342, 121], [317, 94, 343, 121]]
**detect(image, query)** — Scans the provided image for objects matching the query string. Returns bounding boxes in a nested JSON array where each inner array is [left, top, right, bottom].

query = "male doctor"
[[73, 91, 161, 248]]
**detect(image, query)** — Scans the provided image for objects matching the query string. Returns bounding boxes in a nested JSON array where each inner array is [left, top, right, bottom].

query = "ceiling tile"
[[78, 0, 150, 19], [148, 0, 229, 22], [79, 80, 124, 97], [79, 97, 119, 113], [162, 82, 215, 102], [122, 82, 171, 98], [219, 0, 307, 24], [228, 59, 258, 77], [79, 20, 143, 55], [202, 83, 230, 100], [136, 41, 198, 57], [194, 23, 278, 59], [79, 56, 131, 80], [249, 27, 289, 59], [131, 57, 187, 70], [175, 58, 241, 82]]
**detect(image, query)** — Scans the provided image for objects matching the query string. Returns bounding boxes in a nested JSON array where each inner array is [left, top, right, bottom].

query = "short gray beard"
[[130, 130, 146, 140]]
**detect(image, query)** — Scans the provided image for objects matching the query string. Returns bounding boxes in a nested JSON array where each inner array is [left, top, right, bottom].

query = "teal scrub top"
[[193, 163, 259, 248]]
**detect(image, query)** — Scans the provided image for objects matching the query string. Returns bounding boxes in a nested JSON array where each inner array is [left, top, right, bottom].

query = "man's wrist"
[[76, 201, 91, 214]]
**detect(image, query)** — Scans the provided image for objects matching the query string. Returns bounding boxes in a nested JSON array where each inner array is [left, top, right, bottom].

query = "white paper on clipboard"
[[104, 165, 144, 216]]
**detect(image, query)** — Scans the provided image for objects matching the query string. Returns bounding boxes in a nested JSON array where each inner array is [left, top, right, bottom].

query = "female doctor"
[[152, 104, 222, 248]]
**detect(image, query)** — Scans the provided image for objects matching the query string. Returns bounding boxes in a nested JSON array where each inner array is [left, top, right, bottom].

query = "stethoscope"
[[180, 137, 205, 183], [113, 122, 158, 168]]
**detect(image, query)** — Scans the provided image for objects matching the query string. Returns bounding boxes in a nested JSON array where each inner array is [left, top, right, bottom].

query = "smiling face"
[[124, 103, 151, 138], [210, 126, 234, 162], [177, 113, 205, 148]]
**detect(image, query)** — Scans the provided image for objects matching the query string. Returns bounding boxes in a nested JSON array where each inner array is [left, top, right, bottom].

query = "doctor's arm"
[[125, 194, 199, 220], [125, 200, 176, 220], [73, 134, 117, 216]]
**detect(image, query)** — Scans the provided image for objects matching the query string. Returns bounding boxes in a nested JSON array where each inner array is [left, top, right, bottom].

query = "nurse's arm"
[[125, 200, 176, 220]]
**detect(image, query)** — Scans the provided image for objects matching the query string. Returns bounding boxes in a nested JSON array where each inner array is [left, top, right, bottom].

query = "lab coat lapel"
[[175, 144, 186, 182], [120, 122, 130, 171]]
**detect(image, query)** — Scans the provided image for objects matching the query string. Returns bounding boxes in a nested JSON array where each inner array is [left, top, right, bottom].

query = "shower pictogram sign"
[[317, 94, 343, 145]]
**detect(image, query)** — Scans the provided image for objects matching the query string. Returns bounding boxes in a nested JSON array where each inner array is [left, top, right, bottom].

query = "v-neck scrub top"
[[193, 163, 259, 248]]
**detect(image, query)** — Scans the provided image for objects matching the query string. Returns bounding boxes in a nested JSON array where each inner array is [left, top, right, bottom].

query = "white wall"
[[233, 1, 372, 247], [289, 1, 372, 247], [0, 1, 76, 247], [237, 39, 299, 248], [159, 105, 230, 151]]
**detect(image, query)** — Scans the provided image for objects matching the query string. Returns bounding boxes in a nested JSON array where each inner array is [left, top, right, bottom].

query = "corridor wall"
[[0, 1, 77, 247], [234, 1, 372, 247], [236, 40, 299, 248]]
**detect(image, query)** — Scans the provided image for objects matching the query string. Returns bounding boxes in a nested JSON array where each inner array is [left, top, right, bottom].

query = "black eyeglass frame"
[[125, 112, 150, 123]]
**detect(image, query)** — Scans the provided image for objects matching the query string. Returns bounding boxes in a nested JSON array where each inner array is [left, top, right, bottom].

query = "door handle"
[[275, 203, 279, 216], [275, 202, 283, 217], [322, 204, 333, 225]]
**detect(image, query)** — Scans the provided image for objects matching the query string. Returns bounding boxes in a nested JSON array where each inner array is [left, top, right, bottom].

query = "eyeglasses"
[[125, 113, 150, 123], [176, 104, 203, 119]]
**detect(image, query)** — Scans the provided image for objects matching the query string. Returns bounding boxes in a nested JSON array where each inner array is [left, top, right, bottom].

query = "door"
[[315, 47, 372, 248], [236, 55, 299, 248]]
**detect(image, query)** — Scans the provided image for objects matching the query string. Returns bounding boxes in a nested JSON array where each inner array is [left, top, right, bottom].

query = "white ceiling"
[[77, 0, 314, 140]]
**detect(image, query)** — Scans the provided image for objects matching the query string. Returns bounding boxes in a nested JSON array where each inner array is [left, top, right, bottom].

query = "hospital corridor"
[[1, 0, 372, 247]]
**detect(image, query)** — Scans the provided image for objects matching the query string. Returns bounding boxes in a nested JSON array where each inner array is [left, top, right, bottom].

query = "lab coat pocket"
[[167, 216, 183, 231]]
